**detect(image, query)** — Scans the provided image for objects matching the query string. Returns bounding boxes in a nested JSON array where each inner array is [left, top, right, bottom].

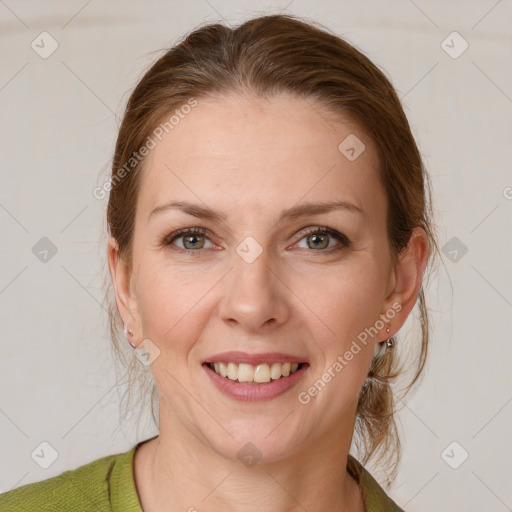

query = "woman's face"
[[111, 92, 419, 462]]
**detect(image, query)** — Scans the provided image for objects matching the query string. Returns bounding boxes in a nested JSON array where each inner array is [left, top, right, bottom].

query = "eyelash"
[[299, 226, 351, 251], [161, 226, 350, 254]]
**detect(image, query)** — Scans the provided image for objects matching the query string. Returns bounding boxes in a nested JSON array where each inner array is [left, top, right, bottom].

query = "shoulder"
[[347, 454, 406, 512], [0, 446, 137, 512]]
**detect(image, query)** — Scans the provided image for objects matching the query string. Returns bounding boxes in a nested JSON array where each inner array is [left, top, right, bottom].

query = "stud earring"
[[123, 326, 136, 348]]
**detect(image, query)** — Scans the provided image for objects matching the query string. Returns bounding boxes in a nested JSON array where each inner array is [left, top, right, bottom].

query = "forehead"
[[138, 93, 383, 217]]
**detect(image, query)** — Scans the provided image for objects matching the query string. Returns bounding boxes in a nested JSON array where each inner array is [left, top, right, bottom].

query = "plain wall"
[[1, 1, 511, 510]]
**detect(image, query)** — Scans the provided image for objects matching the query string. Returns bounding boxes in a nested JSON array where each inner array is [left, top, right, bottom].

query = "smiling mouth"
[[204, 361, 307, 384]]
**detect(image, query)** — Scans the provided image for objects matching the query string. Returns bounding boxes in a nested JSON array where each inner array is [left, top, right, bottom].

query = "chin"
[[203, 418, 304, 467]]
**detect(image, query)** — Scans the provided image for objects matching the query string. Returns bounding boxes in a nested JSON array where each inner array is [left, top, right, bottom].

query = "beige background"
[[1, 1, 511, 510]]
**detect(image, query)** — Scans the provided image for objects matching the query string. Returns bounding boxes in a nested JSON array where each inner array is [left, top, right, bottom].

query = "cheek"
[[295, 269, 382, 416], [293, 262, 387, 406], [293, 260, 387, 345], [134, 260, 217, 356]]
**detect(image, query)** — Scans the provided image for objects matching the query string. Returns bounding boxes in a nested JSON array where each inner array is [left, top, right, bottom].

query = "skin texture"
[[108, 92, 429, 511]]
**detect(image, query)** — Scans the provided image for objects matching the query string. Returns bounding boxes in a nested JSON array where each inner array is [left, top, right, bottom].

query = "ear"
[[380, 227, 430, 339], [107, 236, 141, 344]]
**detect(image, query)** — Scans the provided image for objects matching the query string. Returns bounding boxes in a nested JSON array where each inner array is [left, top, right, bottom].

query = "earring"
[[385, 327, 394, 349], [123, 326, 136, 348]]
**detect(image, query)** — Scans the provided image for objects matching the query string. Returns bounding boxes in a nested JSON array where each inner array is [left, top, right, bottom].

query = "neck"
[[134, 400, 364, 512]]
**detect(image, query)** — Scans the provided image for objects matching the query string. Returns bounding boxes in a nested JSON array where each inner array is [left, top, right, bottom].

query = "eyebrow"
[[148, 200, 364, 224]]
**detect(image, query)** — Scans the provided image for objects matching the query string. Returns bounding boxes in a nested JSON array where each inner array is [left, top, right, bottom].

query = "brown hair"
[[104, 13, 437, 485]]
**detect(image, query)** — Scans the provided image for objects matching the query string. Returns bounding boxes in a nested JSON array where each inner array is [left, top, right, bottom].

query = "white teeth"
[[270, 363, 282, 379], [209, 361, 302, 383], [254, 364, 271, 383], [227, 362, 238, 380], [237, 363, 254, 382]]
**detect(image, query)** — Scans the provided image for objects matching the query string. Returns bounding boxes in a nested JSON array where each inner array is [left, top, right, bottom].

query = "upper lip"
[[204, 351, 308, 365]]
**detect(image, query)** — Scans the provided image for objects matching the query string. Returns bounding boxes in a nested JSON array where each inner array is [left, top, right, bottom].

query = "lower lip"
[[203, 363, 309, 402]]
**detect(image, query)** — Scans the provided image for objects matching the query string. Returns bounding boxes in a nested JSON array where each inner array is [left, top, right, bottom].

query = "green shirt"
[[0, 439, 405, 511]]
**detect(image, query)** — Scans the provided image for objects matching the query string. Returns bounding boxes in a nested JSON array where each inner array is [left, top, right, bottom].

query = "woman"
[[0, 13, 434, 512]]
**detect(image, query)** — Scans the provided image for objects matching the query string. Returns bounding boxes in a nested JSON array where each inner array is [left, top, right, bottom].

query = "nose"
[[219, 246, 290, 333]]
